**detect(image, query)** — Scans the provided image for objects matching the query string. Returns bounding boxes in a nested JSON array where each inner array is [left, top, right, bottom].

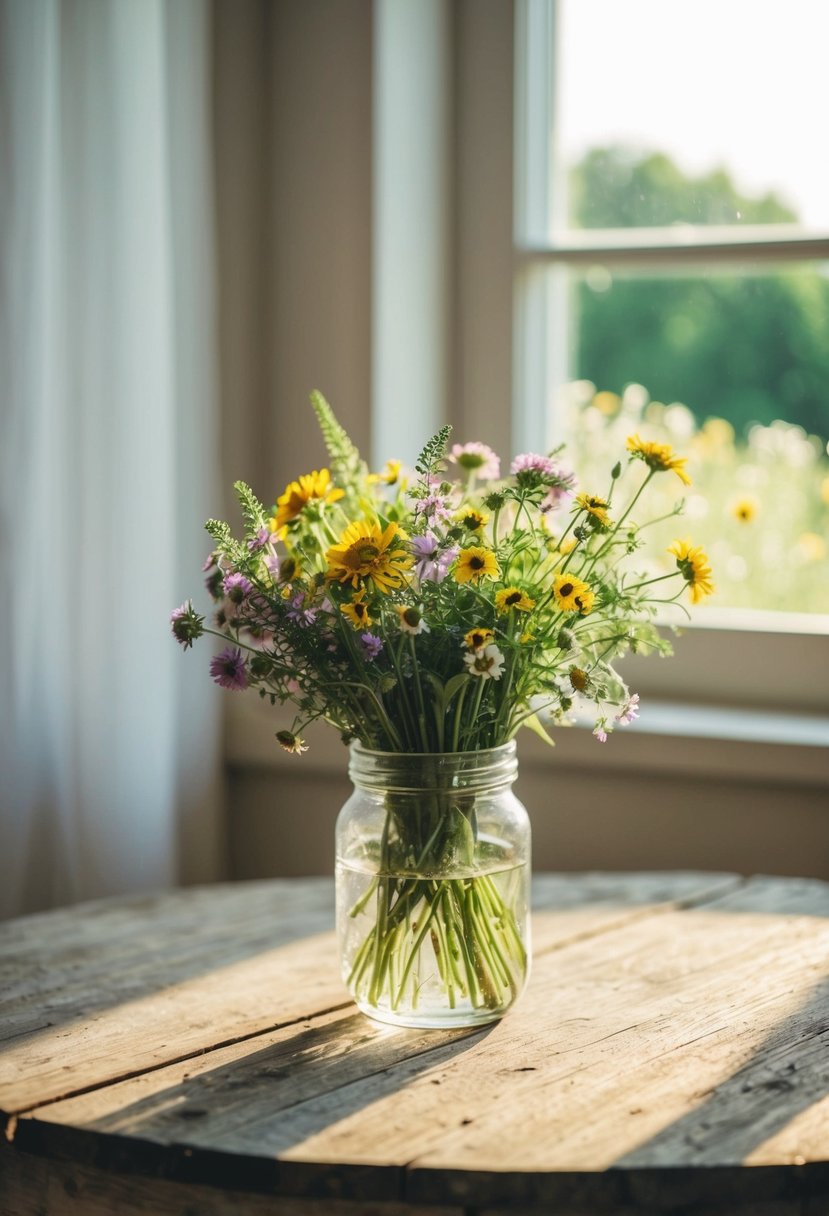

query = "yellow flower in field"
[[576, 494, 612, 528], [796, 532, 827, 563], [626, 434, 692, 486], [463, 627, 495, 652], [453, 546, 500, 584], [368, 458, 402, 486], [553, 574, 594, 615], [274, 468, 344, 529], [495, 587, 536, 614], [593, 391, 620, 416], [455, 507, 489, 533], [326, 519, 412, 592], [731, 495, 759, 524], [340, 590, 373, 629], [668, 540, 714, 604]]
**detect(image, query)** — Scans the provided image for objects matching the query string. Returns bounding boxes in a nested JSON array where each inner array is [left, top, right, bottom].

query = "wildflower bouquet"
[[172, 392, 711, 1023]]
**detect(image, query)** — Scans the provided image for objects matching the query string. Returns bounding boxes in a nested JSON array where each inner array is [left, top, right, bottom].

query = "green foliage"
[[204, 519, 246, 566], [310, 390, 367, 486], [234, 480, 266, 533], [570, 147, 829, 442], [415, 424, 453, 479]]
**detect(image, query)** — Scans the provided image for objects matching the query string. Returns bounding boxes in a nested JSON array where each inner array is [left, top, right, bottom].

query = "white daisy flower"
[[397, 606, 430, 636], [463, 642, 505, 680]]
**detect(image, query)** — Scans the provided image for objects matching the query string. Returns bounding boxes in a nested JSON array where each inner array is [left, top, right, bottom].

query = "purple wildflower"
[[410, 533, 459, 583], [450, 442, 500, 481], [593, 719, 608, 743], [412, 491, 453, 526], [360, 632, 383, 661], [511, 452, 560, 477], [209, 646, 248, 690], [616, 693, 640, 725], [247, 525, 273, 552], [223, 572, 253, 603], [170, 600, 204, 650], [539, 481, 575, 513], [286, 591, 318, 627]]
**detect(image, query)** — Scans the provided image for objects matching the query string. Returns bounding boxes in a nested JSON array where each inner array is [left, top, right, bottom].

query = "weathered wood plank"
[[0, 872, 738, 1114], [10, 875, 828, 1211]]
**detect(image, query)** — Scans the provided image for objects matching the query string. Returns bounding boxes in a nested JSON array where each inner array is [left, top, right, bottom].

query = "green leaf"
[[415, 424, 452, 479], [520, 712, 557, 748], [309, 390, 367, 486], [442, 672, 471, 708], [234, 480, 267, 534]]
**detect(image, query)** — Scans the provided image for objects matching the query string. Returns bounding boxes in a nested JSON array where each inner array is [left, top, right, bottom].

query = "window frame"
[[509, 0, 829, 719]]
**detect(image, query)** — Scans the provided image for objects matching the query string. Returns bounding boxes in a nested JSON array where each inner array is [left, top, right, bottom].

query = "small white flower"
[[463, 642, 505, 680], [397, 606, 430, 636]]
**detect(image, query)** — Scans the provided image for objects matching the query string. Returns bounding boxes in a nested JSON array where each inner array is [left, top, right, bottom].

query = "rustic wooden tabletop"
[[1, 873, 828, 1216]]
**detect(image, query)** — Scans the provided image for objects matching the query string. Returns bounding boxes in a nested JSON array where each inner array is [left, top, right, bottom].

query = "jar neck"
[[348, 741, 518, 794]]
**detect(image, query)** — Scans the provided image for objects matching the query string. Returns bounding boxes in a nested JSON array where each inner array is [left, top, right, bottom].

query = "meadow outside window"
[[512, 0, 829, 716]]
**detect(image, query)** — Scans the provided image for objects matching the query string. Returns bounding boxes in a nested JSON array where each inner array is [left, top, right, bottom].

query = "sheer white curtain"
[[0, 0, 223, 917]]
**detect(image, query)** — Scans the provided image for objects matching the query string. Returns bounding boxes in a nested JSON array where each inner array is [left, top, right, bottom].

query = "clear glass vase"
[[335, 742, 531, 1029]]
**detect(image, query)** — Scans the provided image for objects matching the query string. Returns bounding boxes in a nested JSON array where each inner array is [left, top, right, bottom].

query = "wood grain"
[[2, 873, 828, 1214]]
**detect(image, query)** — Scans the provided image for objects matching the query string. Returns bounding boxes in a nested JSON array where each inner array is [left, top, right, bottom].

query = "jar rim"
[[348, 740, 518, 792], [350, 740, 517, 761]]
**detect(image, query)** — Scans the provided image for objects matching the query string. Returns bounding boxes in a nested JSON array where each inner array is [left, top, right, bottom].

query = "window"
[[513, 0, 829, 713]]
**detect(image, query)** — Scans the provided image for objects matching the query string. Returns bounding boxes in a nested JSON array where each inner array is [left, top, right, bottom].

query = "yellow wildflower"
[[731, 496, 759, 524], [455, 507, 489, 533], [463, 627, 495, 652], [326, 519, 411, 593], [626, 434, 692, 486], [553, 574, 595, 615], [274, 468, 344, 529], [668, 540, 714, 604], [494, 587, 536, 614], [576, 494, 612, 528], [453, 546, 500, 584], [340, 591, 373, 629]]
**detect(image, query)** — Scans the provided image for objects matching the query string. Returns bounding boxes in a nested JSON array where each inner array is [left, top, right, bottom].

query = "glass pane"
[[548, 266, 829, 614], [556, 0, 829, 231]]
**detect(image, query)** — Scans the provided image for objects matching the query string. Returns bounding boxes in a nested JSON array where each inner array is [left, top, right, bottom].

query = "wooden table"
[[2, 873, 828, 1216]]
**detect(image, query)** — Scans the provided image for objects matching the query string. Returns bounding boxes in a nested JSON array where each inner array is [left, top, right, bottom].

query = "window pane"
[[547, 267, 829, 614], [556, 0, 829, 231]]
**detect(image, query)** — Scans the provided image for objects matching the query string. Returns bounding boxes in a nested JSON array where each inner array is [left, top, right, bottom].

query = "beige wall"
[[214, 0, 829, 884]]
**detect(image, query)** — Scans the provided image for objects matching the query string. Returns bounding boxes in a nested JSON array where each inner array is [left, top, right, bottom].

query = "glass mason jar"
[[335, 741, 531, 1029]]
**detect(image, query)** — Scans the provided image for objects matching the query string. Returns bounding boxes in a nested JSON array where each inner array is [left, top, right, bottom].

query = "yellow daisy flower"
[[455, 507, 489, 533], [626, 434, 692, 486], [576, 493, 612, 528], [274, 468, 344, 529], [731, 495, 759, 524], [453, 546, 500, 584], [463, 627, 495, 652], [553, 573, 594, 615], [668, 540, 714, 604], [495, 587, 536, 614], [326, 519, 411, 593], [340, 591, 373, 629], [368, 459, 402, 486]]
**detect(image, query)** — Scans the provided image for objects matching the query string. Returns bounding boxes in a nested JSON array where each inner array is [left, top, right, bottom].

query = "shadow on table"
[[79, 1009, 493, 1156], [0, 879, 338, 1052], [613, 975, 829, 1175]]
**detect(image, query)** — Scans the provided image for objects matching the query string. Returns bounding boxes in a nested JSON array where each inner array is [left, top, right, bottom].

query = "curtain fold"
[[0, 0, 223, 917]]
